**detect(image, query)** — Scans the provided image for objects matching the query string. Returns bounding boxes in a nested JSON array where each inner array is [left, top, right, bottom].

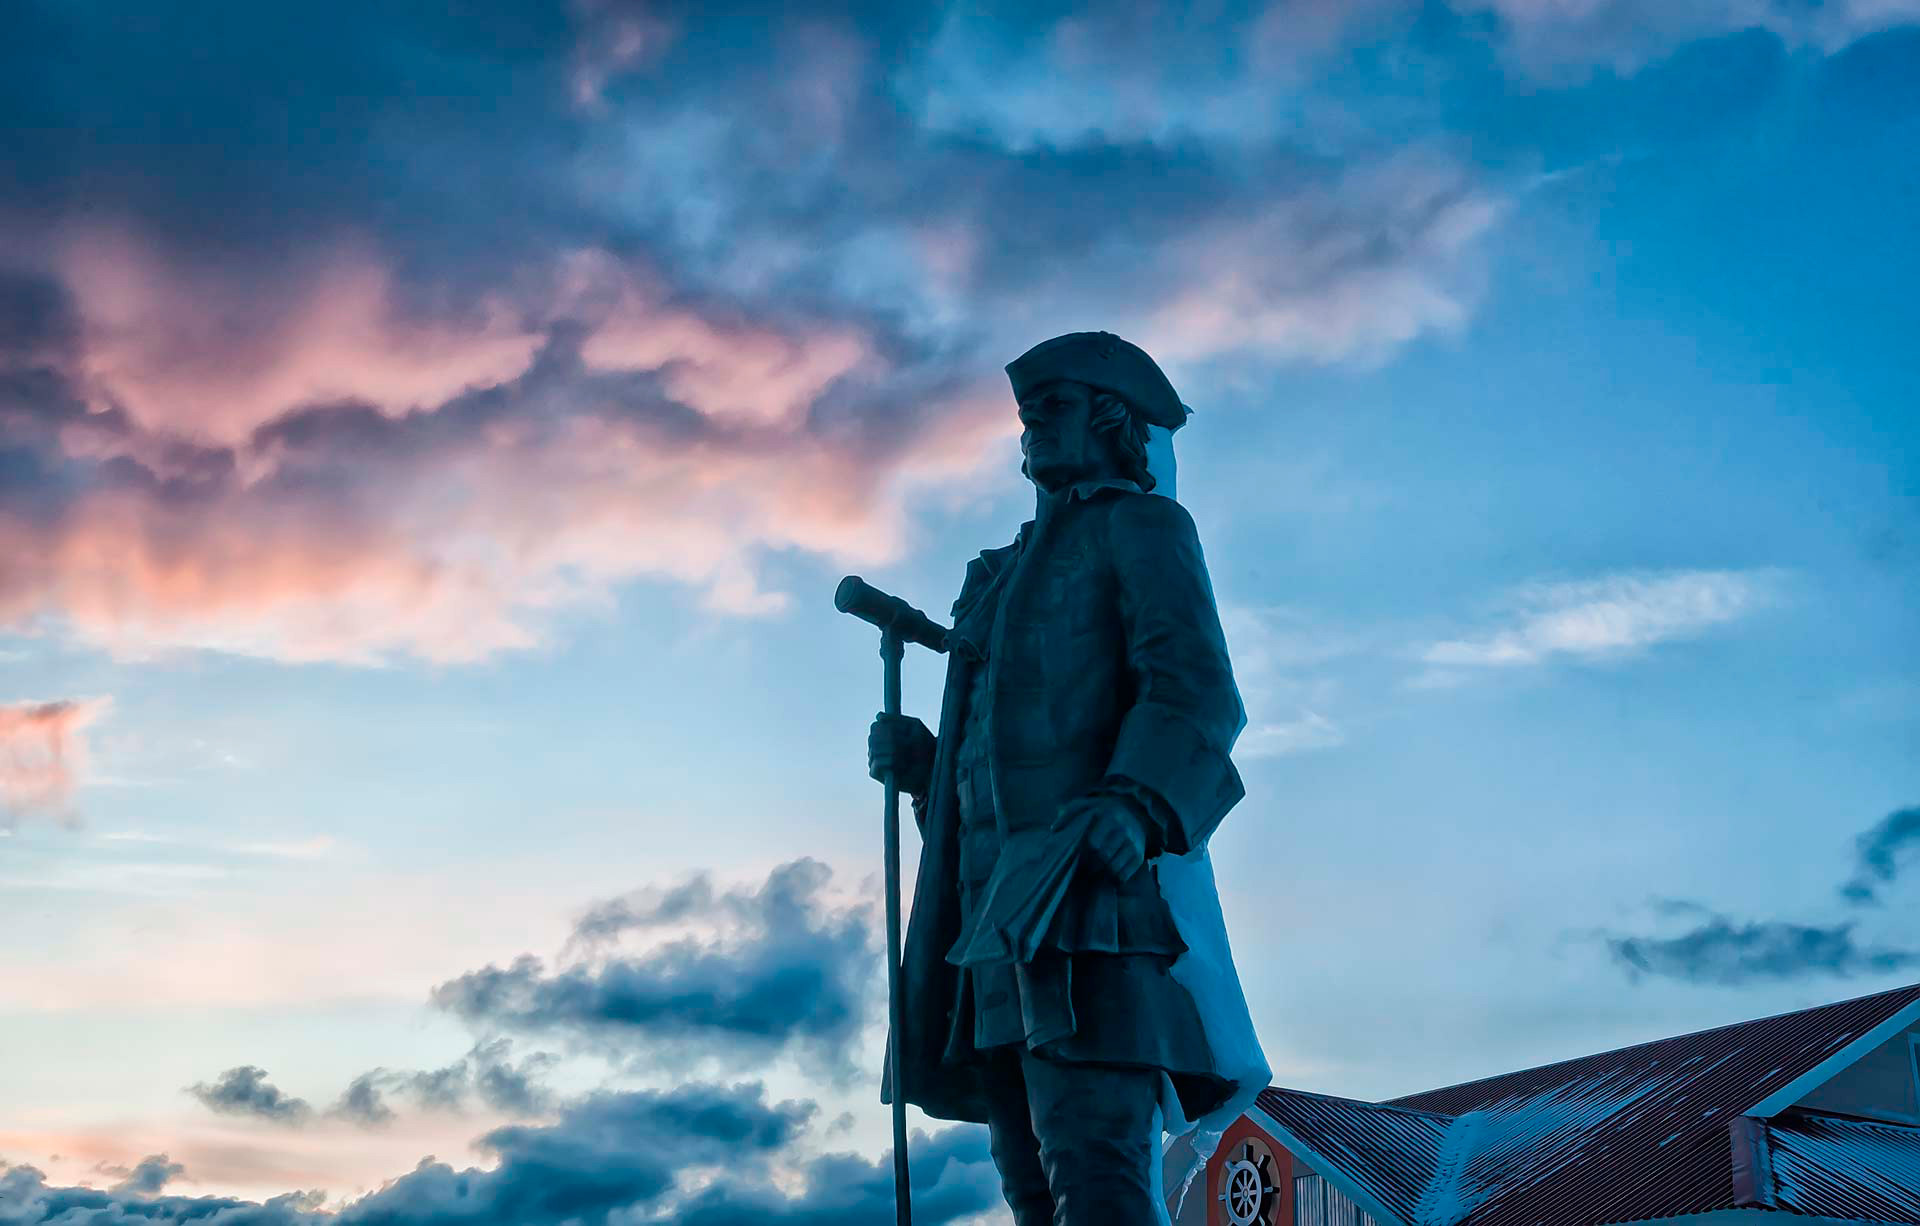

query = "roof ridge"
[[1262, 1084, 1456, 1121], [1383, 980, 1920, 1106]]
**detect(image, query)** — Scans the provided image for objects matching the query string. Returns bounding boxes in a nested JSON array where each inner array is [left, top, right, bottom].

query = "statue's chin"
[[1030, 455, 1119, 494]]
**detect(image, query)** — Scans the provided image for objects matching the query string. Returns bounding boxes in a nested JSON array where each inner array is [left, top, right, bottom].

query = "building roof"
[[1253, 1088, 1452, 1226], [1769, 1108, 1920, 1222], [1250, 980, 1920, 1226]]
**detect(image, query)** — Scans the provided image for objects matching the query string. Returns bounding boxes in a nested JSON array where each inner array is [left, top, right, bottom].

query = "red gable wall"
[[1206, 1113, 1295, 1226]]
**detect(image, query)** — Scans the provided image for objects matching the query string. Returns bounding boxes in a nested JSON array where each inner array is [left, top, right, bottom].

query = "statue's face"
[[1017, 379, 1111, 491]]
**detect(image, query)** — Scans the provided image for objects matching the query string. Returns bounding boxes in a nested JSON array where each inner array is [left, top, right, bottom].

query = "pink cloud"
[[1142, 156, 1505, 367], [0, 132, 1510, 670], [0, 697, 110, 825], [58, 229, 545, 444], [1, 243, 1013, 663], [564, 251, 873, 425]]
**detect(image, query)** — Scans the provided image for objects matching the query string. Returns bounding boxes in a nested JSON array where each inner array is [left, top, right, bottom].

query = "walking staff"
[[835, 575, 949, 1226]]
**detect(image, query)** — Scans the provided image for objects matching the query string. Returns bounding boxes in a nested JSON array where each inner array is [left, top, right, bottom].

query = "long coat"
[[887, 478, 1253, 1125]]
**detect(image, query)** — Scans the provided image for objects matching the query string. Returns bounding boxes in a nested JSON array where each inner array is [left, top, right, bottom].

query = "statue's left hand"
[[1057, 794, 1149, 881]]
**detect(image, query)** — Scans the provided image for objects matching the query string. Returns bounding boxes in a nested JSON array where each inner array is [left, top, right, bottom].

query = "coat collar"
[[946, 477, 1143, 655], [1058, 475, 1145, 502]]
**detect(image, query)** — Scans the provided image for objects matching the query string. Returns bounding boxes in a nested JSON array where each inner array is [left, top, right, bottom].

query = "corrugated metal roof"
[[1254, 981, 1920, 1226], [1387, 981, 1920, 1226], [1255, 1088, 1453, 1225], [1769, 1109, 1920, 1222]]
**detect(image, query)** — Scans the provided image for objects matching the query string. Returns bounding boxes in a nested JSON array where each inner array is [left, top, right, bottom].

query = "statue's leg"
[[979, 1048, 1055, 1226], [1022, 1052, 1162, 1226]]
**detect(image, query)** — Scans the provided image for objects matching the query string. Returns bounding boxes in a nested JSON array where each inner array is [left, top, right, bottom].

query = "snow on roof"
[[1256, 980, 1920, 1226], [1770, 1109, 1920, 1222]]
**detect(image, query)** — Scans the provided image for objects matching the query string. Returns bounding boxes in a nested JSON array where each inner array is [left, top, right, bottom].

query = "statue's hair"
[[1089, 390, 1157, 493], [1017, 382, 1157, 491]]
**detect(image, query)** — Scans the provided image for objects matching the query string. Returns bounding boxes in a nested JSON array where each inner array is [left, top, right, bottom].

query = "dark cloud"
[[1597, 804, 1920, 985], [332, 1082, 813, 1226], [0, 1086, 998, 1226], [108, 1154, 185, 1197], [185, 1067, 313, 1126], [433, 860, 876, 1077], [330, 1072, 397, 1127], [670, 1124, 1001, 1226], [0, 1162, 321, 1225], [400, 1058, 474, 1113], [1840, 805, 1920, 905], [193, 864, 863, 1141], [0, 3, 588, 270], [330, 1040, 556, 1127], [570, 876, 718, 945], [471, 1039, 559, 1116], [1606, 909, 1920, 986], [0, 270, 79, 365]]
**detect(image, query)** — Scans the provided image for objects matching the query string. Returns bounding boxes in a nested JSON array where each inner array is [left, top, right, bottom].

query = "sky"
[[1, 1, 1918, 1222]]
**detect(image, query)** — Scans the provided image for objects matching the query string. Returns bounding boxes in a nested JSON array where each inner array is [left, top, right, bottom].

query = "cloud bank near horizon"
[[0, 1083, 1000, 1226], [58, 857, 984, 1224]]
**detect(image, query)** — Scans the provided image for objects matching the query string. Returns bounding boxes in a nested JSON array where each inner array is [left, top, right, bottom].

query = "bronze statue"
[[867, 332, 1263, 1225]]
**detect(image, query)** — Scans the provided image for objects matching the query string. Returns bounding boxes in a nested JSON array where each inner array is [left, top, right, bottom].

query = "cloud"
[[1596, 804, 1920, 985], [1239, 711, 1346, 759], [329, 1040, 557, 1127], [330, 1083, 813, 1226], [0, 264, 996, 662], [0, 1162, 322, 1226], [1140, 154, 1505, 368], [58, 232, 545, 444], [7, 861, 983, 1221], [0, 1086, 1000, 1226], [185, 1067, 313, 1126], [0, 696, 109, 825], [1840, 806, 1920, 906], [1605, 908, 1920, 986], [1454, 0, 1920, 78], [0, 3, 1513, 665], [432, 860, 876, 1078], [469, 1040, 560, 1117], [108, 1154, 185, 1197], [669, 1123, 1000, 1225], [329, 1072, 396, 1128], [1221, 605, 1356, 760], [1423, 569, 1777, 670]]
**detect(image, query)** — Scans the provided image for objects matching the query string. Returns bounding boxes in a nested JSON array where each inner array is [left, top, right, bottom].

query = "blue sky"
[[1, 2, 1917, 1222]]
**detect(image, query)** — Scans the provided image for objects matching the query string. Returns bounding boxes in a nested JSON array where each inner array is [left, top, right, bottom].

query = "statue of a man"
[[869, 332, 1261, 1225]]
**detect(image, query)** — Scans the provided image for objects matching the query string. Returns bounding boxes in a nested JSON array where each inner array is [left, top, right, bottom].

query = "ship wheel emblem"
[[1217, 1135, 1280, 1226]]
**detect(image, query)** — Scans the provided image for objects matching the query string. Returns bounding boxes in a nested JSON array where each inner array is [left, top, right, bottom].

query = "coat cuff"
[[1089, 776, 1171, 858], [1105, 703, 1244, 855]]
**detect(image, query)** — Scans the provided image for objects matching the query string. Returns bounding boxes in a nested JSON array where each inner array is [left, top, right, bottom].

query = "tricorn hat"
[[1005, 331, 1191, 430]]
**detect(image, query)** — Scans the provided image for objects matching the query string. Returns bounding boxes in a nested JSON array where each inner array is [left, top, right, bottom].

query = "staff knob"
[[835, 576, 950, 653]]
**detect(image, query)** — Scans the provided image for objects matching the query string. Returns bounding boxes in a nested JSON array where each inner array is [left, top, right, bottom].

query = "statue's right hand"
[[868, 713, 936, 797]]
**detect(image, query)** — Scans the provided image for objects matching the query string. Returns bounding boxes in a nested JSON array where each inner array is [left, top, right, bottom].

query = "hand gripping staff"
[[834, 575, 949, 1226]]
